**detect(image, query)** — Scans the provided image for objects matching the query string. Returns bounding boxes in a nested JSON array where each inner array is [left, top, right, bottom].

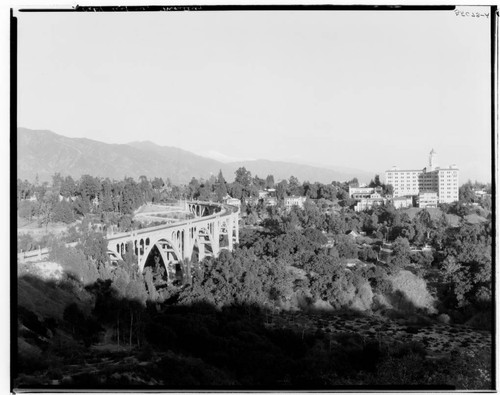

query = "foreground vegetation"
[[16, 170, 493, 389]]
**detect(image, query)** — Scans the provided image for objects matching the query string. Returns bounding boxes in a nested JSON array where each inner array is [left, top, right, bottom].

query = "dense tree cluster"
[[368, 174, 393, 196], [17, 174, 178, 222], [439, 222, 492, 313], [178, 249, 292, 307]]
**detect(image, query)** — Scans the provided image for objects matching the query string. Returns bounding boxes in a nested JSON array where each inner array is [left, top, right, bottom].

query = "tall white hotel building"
[[385, 149, 459, 204]]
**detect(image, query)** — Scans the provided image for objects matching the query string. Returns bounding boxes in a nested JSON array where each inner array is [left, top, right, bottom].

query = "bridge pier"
[[212, 221, 220, 257], [227, 217, 234, 251], [198, 240, 206, 261], [182, 225, 192, 261], [235, 220, 239, 245]]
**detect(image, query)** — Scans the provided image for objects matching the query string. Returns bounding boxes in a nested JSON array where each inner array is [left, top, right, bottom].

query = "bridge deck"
[[107, 204, 237, 242]]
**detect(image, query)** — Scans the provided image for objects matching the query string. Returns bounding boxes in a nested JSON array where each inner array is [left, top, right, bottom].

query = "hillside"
[[17, 128, 371, 184], [17, 128, 223, 184]]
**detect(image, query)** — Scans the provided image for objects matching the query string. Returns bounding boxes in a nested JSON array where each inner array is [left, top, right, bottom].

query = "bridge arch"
[[139, 235, 183, 274]]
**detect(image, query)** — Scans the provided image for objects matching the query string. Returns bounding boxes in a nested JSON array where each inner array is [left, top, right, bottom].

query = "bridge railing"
[[17, 241, 79, 262], [107, 201, 238, 242]]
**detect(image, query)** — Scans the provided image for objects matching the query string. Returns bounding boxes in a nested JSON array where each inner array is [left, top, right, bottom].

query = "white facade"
[[349, 186, 383, 199], [392, 196, 413, 209], [265, 197, 278, 207], [385, 169, 422, 197], [258, 190, 269, 199], [354, 198, 385, 212], [385, 150, 459, 204], [418, 191, 438, 208], [437, 167, 459, 203], [284, 195, 307, 209]]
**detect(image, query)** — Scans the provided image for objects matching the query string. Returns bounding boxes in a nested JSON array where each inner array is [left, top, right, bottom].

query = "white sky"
[[16, 7, 492, 182]]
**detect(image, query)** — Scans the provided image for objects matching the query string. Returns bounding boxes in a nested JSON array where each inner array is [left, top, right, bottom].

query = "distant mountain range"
[[16, 128, 373, 185]]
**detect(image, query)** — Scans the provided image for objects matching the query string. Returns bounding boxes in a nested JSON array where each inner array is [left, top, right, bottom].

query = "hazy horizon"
[[17, 7, 492, 183], [18, 125, 490, 186]]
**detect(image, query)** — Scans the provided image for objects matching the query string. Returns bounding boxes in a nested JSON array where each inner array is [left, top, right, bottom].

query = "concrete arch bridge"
[[107, 201, 239, 283]]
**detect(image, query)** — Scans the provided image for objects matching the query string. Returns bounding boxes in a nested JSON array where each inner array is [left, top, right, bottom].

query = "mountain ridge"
[[17, 127, 373, 184]]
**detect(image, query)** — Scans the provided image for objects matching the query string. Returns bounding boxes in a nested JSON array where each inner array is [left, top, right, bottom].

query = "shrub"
[[18, 200, 36, 221], [390, 237, 411, 270], [50, 242, 99, 285], [52, 201, 75, 224], [118, 215, 133, 231], [17, 233, 36, 253], [389, 270, 436, 313], [62, 225, 81, 243], [350, 280, 374, 311]]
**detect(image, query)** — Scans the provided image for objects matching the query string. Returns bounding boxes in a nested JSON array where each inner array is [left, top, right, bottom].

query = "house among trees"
[[284, 195, 307, 210], [378, 242, 393, 263], [258, 190, 269, 199], [353, 197, 385, 212], [349, 186, 387, 212], [348, 186, 383, 199], [473, 188, 490, 201], [344, 258, 370, 268], [264, 196, 278, 207], [391, 196, 413, 209], [256, 188, 278, 207], [244, 196, 260, 206], [346, 230, 361, 239]]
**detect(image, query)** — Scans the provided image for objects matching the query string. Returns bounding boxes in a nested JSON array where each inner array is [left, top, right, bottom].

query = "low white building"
[[418, 191, 438, 208], [349, 186, 383, 199], [258, 190, 269, 199], [354, 198, 385, 212], [392, 196, 413, 209], [244, 196, 260, 206], [473, 189, 489, 200], [284, 195, 307, 209], [264, 196, 278, 207]]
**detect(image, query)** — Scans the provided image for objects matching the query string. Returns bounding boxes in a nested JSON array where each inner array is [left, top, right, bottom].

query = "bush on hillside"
[[18, 200, 37, 221], [49, 242, 99, 285], [52, 200, 75, 224], [389, 270, 436, 314], [18, 233, 36, 253]]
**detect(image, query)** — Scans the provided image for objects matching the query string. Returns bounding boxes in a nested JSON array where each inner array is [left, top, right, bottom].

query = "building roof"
[[386, 169, 423, 173], [386, 166, 459, 173], [347, 230, 361, 238]]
